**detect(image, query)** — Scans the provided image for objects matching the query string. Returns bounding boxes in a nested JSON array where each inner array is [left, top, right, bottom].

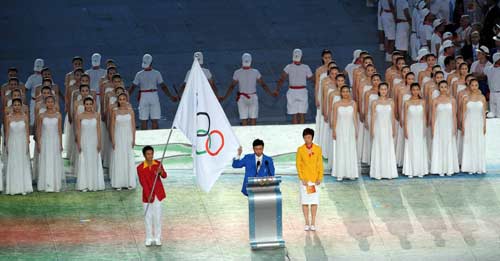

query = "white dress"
[[357, 85, 372, 161], [5, 120, 33, 195], [76, 118, 105, 191], [320, 88, 334, 159], [38, 117, 65, 192], [328, 95, 341, 170], [71, 104, 85, 171], [396, 93, 411, 166], [103, 96, 117, 168], [110, 113, 137, 189], [315, 73, 327, 148], [431, 103, 459, 175], [362, 93, 378, 164], [370, 104, 398, 179], [461, 101, 486, 174], [456, 84, 467, 161], [403, 104, 429, 177], [333, 105, 359, 179], [427, 89, 440, 157]]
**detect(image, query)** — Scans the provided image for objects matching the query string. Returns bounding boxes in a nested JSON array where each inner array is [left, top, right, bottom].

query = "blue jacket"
[[232, 154, 275, 196]]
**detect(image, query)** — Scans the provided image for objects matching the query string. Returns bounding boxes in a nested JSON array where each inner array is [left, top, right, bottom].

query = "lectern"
[[247, 176, 285, 249]]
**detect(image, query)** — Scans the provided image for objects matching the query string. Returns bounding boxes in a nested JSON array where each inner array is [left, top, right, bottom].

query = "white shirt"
[[344, 63, 360, 85], [233, 68, 261, 93], [85, 68, 107, 92], [419, 24, 433, 46], [484, 65, 500, 92], [283, 63, 313, 86], [380, 0, 390, 9], [184, 68, 212, 83], [132, 69, 164, 90], [431, 33, 442, 55], [411, 7, 422, 32], [471, 60, 492, 75], [396, 0, 409, 20], [255, 155, 263, 172], [25, 73, 42, 99]]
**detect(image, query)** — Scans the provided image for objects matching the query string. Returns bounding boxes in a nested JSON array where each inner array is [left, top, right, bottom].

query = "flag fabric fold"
[[172, 59, 240, 192]]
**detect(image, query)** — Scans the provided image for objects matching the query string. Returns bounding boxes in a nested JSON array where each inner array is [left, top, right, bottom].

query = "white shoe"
[[155, 239, 162, 246], [304, 225, 310, 231], [310, 225, 316, 231], [145, 239, 153, 247], [116, 188, 122, 191], [336, 177, 343, 181]]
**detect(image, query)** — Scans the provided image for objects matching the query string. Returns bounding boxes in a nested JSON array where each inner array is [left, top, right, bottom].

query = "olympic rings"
[[195, 112, 225, 156]]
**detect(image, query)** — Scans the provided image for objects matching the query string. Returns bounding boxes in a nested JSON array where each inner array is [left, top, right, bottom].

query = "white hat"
[[442, 40, 454, 49], [292, 49, 302, 62], [142, 54, 152, 69], [433, 19, 444, 30], [493, 53, 500, 64], [352, 49, 362, 63], [91, 53, 101, 67], [416, 48, 430, 61], [420, 8, 430, 18], [493, 32, 500, 41], [476, 46, 490, 55], [33, 58, 44, 72], [443, 31, 453, 39], [194, 51, 203, 65], [417, 0, 426, 10], [242, 53, 252, 67]]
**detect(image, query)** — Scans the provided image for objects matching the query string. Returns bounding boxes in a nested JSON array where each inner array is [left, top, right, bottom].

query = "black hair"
[[44, 95, 55, 103], [7, 67, 17, 73], [42, 78, 52, 84], [117, 92, 129, 107], [8, 77, 19, 83], [444, 56, 455, 66], [335, 73, 345, 80], [434, 71, 445, 77], [378, 82, 389, 95], [410, 82, 420, 89], [396, 56, 406, 64], [80, 73, 90, 79], [72, 56, 83, 63], [12, 98, 22, 105], [83, 96, 94, 104], [111, 74, 122, 80], [469, 78, 479, 87], [371, 73, 381, 80], [405, 72, 415, 79], [41, 86, 52, 92], [107, 66, 117, 73], [79, 84, 90, 91], [41, 67, 50, 74], [252, 139, 264, 147], [321, 49, 333, 64], [340, 85, 351, 92], [438, 80, 448, 87], [142, 145, 154, 156], [426, 53, 436, 59], [11, 88, 22, 94], [106, 59, 115, 64], [73, 68, 84, 74], [363, 56, 374, 62], [302, 128, 314, 138]]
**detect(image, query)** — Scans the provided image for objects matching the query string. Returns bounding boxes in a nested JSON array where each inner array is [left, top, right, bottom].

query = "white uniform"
[[133, 69, 164, 120], [233, 68, 261, 120], [284, 63, 313, 114], [380, 0, 396, 40], [85, 68, 107, 111], [430, 33, 442, 55], [419, 24, 433, 47], [25, 73, 42, 126], [430, 0, 451, 23], [484, 65, 500, 117], [410, 7, 423, 60], [395, 0, 410, 51], [344, 63, 360, 85]]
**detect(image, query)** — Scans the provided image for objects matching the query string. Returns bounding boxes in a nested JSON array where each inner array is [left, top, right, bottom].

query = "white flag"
[[172, 59, 240, 192]]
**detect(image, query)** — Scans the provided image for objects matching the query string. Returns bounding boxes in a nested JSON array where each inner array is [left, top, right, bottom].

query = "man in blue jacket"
[[232, 139, 275, 196]]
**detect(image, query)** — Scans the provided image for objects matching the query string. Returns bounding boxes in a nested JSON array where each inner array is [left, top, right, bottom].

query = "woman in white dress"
[[403, 83, 429, 178], [431, 81, 459, 176], [361, 72, 380, 164], [75, 97, 105, 192], [326, 74, 344, 170], [461, 79, 487, 174], [314, 50, 333, 132], [356, 64, 376, 161], [36, 96, 65, 192], [395, 72, 414, 167], [4, 99, 32, 195], [451, 62, 469, 98], [370, 83, 398, 180], [332, 86, 359, 180], [63, 68, 84, 161], [110, 93, 137, 190], [319, 66, 339, 159]]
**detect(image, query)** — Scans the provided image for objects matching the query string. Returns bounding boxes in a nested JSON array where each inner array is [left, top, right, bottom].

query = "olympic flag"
[[172, 59, 240, 192]]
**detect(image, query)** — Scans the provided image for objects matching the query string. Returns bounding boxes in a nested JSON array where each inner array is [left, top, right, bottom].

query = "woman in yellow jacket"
[[296, 128, 324, 231]]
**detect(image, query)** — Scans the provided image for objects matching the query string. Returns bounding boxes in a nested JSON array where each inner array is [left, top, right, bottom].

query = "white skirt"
[[300, 181, 320, 205]]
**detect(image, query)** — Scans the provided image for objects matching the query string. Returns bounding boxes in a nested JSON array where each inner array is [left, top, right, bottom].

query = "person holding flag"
[[232, 139, 275, 196], [137, 145, 167, 247]]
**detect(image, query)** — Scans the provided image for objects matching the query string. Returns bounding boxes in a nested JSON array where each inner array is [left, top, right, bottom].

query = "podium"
[[247, 176, 285, 249]]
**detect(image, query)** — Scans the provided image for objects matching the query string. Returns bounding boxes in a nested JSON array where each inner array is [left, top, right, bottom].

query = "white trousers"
[[490, 92, 500, 117], [143, 197, 162, 241]]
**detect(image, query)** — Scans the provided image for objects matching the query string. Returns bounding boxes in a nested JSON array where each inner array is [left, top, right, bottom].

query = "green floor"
[[1, 171, 500, 260]]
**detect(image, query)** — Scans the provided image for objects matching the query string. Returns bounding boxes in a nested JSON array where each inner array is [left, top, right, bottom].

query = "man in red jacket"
[[137, 145, 167, 246]]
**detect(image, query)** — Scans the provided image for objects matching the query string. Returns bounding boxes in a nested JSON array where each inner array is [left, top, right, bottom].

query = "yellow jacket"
[[296, 144, 324, 182]]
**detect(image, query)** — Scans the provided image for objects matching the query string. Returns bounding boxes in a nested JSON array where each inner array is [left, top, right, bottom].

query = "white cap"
[[493, 32, 500, 41], [292, 49, 302, 62], [443, 31, 453, 39], [442, 40, 454, 49], [33, 58, 44, 72], [476, 45, 490, 55], [91, 53, 101, 67], [433, 19, 444, 30], [493, 53, 500, 64], [142, 54, 152, 69], [416, 48, 430, 61], [242, 53, 252, 67], [420, 8, 430, 18], [352, 49, 362, 63], [417, 0, 426, 10], [194, 51, 203, 65]]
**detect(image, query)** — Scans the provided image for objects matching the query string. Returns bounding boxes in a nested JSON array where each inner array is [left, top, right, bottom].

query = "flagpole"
[[144, 126, 174, 217]]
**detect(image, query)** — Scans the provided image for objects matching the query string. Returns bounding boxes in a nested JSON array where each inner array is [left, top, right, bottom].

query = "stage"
[[1, 123, 500, 260]]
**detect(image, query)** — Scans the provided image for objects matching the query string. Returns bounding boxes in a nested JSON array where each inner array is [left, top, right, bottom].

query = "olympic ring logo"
[[195, 112, 225, 156]]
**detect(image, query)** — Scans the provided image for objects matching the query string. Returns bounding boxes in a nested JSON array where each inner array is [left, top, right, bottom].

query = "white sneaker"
[[304, 225, 310, 231], [145, 239, 153, 247], [310, 225, 316, 231], [155, 239, 162, 246]]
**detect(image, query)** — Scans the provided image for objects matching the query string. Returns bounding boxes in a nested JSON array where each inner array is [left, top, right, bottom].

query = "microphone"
[[256, 160, 261, 176]]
